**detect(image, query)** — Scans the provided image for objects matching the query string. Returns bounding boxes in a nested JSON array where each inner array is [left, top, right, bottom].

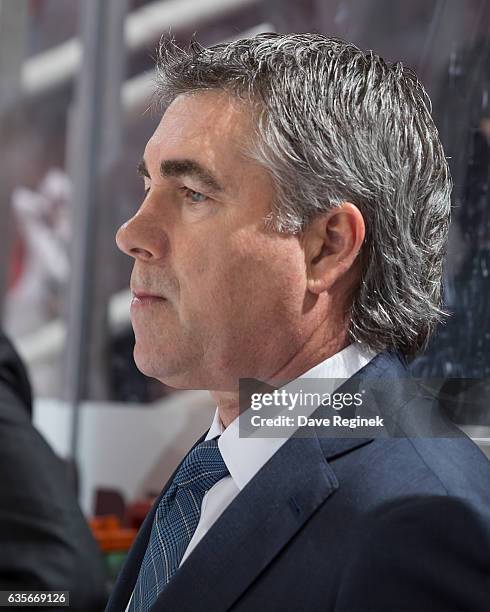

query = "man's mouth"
[[131, 291, 167, 306]]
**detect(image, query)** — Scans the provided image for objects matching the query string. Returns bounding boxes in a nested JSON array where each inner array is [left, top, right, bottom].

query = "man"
[[0, 331, 109, 609], [108, 33, 490, 611]]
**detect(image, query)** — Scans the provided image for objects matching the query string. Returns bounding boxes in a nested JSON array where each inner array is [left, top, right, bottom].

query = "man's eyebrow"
[[137, 159, 150, 178], [160, 159, 223, 192]]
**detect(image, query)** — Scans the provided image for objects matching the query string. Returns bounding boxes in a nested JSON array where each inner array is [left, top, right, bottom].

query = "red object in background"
[[93, 488, 155, 531], [7, 226, 25, 290], [125, 498, 156, 530], [94, 488, 127, 524], [90, 515, 137, 554]]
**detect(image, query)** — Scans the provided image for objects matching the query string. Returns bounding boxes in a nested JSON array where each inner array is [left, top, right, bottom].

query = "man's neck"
[[211, 332, 350, 428]]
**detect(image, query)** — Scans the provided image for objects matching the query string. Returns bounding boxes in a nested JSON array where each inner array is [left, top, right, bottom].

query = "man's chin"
[[133, 345, 165, 380], [132, 345, 198, 390]]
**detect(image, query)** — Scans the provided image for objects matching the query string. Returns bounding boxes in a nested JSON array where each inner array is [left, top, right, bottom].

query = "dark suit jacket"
[[107, 350, 490, 611], [0, 333, 108, 610]]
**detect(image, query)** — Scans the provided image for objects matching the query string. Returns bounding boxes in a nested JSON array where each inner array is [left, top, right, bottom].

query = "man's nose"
[[116, 211, 169, 262]]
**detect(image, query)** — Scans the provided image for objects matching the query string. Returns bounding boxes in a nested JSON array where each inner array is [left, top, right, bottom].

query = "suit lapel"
[[151, 433, 341, 611]]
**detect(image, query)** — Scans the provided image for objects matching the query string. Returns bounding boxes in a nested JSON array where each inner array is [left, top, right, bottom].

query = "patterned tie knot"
[[173, 438, 229, 495]]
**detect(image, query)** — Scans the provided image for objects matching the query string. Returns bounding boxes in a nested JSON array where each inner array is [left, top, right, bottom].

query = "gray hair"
[[154, 33, 452, 357]]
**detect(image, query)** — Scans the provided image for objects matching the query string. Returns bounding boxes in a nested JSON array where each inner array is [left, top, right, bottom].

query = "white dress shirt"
[[126, 342, 376, 609]]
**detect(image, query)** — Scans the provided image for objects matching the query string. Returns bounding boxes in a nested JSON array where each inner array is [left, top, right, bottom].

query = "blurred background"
[[0, 0, 488, 581]]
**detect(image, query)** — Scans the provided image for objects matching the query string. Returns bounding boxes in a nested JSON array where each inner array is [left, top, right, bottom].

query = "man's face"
[[116, 91, 309, 390]]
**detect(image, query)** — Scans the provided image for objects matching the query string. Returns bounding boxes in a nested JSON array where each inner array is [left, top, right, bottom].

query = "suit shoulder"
[[329, 433, 490, 512], [406, 434, 490, 497], [336, 494, 490, 611]]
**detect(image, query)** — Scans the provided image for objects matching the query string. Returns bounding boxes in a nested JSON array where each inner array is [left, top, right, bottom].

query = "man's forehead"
[[141, 93, 258, 196], [146, 91, 251, 155]]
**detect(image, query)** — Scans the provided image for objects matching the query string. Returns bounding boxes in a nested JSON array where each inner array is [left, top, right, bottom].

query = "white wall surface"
[[33, 391, 216, 515]]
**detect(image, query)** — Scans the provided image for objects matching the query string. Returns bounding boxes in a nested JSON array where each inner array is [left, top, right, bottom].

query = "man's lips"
[[131, 291, 167, 306]]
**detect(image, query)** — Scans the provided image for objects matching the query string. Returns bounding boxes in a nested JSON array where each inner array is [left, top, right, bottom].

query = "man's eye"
[[181, 188, 208, 204]]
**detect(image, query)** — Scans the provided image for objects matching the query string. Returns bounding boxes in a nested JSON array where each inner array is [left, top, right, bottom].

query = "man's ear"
[[303, 202, 365, 295]]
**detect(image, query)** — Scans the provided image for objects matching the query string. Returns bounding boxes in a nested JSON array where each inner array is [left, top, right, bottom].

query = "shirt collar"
[[206, 409, 225, 440], [205, 343, 377, 491]]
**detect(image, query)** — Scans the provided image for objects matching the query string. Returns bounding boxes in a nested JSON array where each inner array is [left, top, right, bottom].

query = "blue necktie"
[[129, 438, 229, 611]]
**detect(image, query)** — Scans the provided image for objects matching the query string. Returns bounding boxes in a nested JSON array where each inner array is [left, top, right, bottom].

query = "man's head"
[[116, 33, 451, 391]]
